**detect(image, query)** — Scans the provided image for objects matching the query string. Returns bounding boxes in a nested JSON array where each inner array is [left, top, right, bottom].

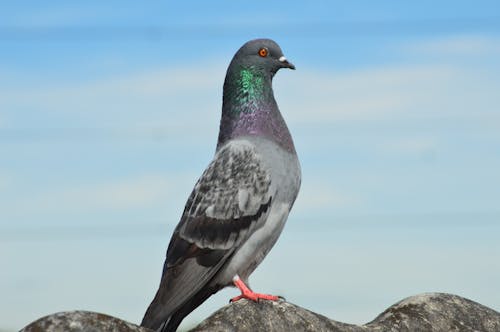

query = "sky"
[[1, 1, 500, 331]]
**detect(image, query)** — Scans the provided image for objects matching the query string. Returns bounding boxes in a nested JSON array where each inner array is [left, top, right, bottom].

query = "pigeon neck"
[[217, 66, 296, 154]]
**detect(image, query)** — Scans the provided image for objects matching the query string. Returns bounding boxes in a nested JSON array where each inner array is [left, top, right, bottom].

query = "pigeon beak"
[[279, 56, 295, 70]]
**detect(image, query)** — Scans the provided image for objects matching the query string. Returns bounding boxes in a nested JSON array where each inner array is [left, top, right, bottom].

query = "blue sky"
[[1, 1, 500, 331]]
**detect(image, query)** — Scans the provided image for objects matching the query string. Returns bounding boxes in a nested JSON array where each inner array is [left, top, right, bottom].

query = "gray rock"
[[19, 310, 152, 332], [19, 293, 500, 332], [192, 293, 500, 332], [366, 293, 500, 332], [191, 299, 361, 332]]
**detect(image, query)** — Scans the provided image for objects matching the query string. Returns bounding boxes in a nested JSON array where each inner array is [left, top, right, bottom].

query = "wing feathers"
[[142, 141, 274, 331], [180, 196, 271, 250], [176, 141, 272, 251]]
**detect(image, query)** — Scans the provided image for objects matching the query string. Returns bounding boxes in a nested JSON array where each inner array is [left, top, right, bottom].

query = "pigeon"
[[141, 38, 301, 332]]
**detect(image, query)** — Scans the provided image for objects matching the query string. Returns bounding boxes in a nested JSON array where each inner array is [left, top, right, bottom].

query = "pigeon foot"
[[230, 275, 279, 302]]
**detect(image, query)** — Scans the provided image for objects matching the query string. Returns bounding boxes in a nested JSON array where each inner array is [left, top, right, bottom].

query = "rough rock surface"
[[365, 293, 500, 332], [192, 293, 500, 332], [20, 311, 151, 332], [20, 293, 500, 332], [191, 298, 358, 332]]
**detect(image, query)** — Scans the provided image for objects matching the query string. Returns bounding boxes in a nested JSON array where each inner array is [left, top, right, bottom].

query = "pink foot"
[[230, 275, 280, 302]]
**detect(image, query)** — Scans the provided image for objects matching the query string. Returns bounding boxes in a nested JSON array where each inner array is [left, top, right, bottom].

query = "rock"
[[192, 293, 500, 332], [191, 299, 362, 332], [19, 293, 500, 332], [366, 293, 500, 332], [19, 311, 152, 332]]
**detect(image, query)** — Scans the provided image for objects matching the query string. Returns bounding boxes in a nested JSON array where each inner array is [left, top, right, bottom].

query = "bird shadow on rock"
[[20, 293, 500, 332]]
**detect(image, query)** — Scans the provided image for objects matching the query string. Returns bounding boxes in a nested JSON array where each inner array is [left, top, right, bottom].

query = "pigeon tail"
[[141, 285, 219, 332]]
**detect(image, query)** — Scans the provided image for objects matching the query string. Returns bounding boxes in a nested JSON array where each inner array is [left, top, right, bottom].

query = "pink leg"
[[230, 275, 280, 302]]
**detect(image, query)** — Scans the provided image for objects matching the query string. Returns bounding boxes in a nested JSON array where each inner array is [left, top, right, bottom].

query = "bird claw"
[[230, 292, 279, 303], [229, 295, 244, 303], [230, 275, 280, 303]]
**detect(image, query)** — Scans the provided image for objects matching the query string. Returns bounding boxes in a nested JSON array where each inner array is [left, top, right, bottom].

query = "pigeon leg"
[[230, 275, 279, 302]]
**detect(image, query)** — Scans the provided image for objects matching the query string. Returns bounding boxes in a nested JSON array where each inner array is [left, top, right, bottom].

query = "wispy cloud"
[[3, 34, 499, 131], [294, 180, 360, 215], [403, 35, 500, 56], [277, 65, 454, 124], [279, 61, 500, 127], [381, 137, 437, 156], [0, 174, 172, 220], [0, 63, 225, 131], [1, 34, 499, 223]]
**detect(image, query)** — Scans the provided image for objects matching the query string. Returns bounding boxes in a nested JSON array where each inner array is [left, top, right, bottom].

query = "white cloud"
[[1, 63, 418, 129], [378, 137, 438, 156], [0, 63, 225, 130], [2, 36, 499, 132], [2, 174, 172, 217], [277, 62, 500, 127], [294, 180, 360, 214], [403, 35, 500, 56], [276, 36, 500, 128]]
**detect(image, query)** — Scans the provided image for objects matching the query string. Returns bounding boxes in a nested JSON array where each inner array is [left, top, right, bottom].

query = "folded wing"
[[141, 141, 273, 330]]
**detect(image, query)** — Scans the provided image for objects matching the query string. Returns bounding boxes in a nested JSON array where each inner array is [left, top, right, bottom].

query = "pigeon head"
[[218, 39, 296, 153], [231, 38, 295, 75]]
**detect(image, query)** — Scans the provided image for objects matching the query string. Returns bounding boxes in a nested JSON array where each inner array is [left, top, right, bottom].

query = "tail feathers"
[[141, 302, 171, 331], [142, 285, 221, 332]]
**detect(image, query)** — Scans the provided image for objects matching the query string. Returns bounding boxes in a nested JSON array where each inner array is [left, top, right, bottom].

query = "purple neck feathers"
[[216, 66, 296, 154]]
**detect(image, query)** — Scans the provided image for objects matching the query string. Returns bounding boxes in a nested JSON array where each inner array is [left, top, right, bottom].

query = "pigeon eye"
[[258, 48, 268, 57]]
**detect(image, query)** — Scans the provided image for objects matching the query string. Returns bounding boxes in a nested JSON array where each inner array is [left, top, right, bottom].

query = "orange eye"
[[258, 48, 268, 57]]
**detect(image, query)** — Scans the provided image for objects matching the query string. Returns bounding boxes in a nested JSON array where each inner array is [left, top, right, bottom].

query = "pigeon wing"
[[141, 141, 272, 330]]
